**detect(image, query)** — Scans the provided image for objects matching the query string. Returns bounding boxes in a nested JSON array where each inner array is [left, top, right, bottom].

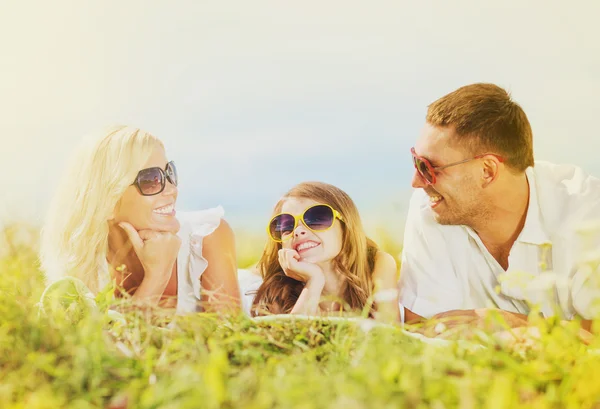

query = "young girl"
[[249, 182, 400, 320]]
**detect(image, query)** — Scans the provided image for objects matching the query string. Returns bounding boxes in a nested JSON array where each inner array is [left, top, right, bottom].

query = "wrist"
[[140, 272, 170, 291], [306, 276, 325, 291]]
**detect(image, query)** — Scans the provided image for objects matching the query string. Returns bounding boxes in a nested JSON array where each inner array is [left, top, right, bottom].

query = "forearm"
[[201, 281, 242, 314], [200, 219, 242, 314], [201, 262, 242, 314], [404, 307, 425, 324], [373, 288, 401, 323], [131, 275, 170, 305], [291, 278, 325, 316], [433, 309, 529, 328], [582, 319, 595, 333]]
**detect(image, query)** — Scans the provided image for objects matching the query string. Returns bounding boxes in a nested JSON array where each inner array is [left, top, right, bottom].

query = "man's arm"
[[425, 308, 593, 344], [582, 319, 594, 333], [404, 307, 424, 324]]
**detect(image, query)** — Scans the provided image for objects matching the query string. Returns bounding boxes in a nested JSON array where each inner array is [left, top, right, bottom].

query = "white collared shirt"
[[399, 161, 600, 320]]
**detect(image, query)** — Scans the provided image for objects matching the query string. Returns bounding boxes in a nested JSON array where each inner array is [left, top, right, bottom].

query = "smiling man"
[[399, 83, 600, 330]]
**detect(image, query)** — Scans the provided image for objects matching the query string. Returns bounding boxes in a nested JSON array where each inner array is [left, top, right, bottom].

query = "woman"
[[249, 182, 400, 320], [40, 125, 241, 314]]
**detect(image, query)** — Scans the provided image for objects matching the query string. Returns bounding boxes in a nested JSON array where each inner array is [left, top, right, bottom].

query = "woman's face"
[[280, 197, 343, 264], [112, 144, 180, 233]]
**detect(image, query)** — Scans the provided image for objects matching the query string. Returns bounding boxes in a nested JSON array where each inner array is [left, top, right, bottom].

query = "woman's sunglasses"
[[132, 161, 178, 196], [267, 204, 344, 242], [411, 147, 504, 185]]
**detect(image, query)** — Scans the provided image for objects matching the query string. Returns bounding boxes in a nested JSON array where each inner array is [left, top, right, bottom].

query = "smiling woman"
[[39, 125, 241, 313]]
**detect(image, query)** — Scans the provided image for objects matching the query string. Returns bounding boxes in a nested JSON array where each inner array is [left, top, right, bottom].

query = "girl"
[[249, 182, 399, 320]]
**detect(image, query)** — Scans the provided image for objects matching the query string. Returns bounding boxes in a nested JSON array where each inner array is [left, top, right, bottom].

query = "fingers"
[[278, 249, 302, 281], [280, 249, 300, 262], [118, 222, 144, 251], [138, 229, 161, 241], [278, 249, 293, 271], [278, 249, 286, 271]]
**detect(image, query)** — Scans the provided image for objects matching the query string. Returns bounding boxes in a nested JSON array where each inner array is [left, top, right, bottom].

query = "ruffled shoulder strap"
[[176, 206, 225, 311], [177, 206, 225, 239]]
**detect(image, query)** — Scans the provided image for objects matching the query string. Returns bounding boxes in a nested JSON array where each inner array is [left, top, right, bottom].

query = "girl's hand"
[[278, 248, 324, 284]]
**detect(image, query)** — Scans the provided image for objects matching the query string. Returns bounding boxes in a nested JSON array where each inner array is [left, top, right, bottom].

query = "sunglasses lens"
[[414, 157, 433, 184], [136, 167, 164, 195], [269, 214, 295, 241], [303, 205, 335, 231], [166, 161, 178, 187]]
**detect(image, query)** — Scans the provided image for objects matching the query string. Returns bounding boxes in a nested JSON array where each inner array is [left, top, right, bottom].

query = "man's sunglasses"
[[132, 161, 178, 196], [267, 204, 344, 242], [411, 147, 504, 185]]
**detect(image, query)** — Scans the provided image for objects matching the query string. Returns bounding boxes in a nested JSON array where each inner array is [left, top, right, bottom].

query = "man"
[[399, 83, 600, 331]]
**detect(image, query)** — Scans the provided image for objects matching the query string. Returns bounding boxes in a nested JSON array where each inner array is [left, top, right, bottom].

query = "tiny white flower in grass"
[[358, 319, 379, 333], [434, 322, 446, 334], [373, 288, 398, 302]]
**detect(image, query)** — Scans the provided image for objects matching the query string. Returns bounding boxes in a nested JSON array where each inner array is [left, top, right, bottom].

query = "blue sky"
[[1, 1, 599, 242]]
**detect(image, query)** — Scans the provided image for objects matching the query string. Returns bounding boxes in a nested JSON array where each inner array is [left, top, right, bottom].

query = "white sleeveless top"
[[178, 208, 265, 316], [175, 206, 225, 314], [99, 206, 264, 315]]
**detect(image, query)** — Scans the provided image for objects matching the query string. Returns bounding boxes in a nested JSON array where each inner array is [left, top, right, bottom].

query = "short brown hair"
[[426, 83, 534, 171]]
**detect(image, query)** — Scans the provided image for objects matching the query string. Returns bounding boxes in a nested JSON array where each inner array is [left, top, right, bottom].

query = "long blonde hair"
[[40, 125, 162, 293], [251, 182, 378, 316]]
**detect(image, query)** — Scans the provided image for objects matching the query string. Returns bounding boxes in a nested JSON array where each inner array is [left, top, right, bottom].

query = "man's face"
[[411, 123, 491, 226]]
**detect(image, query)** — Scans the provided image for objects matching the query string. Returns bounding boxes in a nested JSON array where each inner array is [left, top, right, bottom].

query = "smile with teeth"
[[296, 241, 320, 252], [153, 203, 175, 215], [429, 194, 444, 207]]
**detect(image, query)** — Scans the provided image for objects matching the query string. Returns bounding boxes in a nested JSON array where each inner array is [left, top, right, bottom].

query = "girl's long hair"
[[40, 125, 161, 293], [251, 182, 378, 316]]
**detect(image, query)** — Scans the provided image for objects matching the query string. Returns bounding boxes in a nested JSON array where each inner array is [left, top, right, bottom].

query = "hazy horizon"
[[2, 1, 599, 243]]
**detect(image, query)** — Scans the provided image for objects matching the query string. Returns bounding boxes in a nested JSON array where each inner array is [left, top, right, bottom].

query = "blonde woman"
[[249, 182, 400, 321], [40, 125, 241, 313]]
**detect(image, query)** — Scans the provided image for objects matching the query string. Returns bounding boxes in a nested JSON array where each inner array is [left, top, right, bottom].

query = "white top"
[[238, 268, 263, 316], [176, 206, 225, 314], [399, 161, 600, 320]]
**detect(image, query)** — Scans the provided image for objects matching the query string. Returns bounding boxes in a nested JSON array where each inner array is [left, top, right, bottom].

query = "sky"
[[1, 1, 599, 243]]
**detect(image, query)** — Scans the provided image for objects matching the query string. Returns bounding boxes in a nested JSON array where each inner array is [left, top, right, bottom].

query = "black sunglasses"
[[132, 161, 178, 196]]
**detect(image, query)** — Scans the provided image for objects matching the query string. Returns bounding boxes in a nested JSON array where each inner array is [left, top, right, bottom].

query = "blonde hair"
[[40, 125, 162, 293], [251, 182, 378, 316]]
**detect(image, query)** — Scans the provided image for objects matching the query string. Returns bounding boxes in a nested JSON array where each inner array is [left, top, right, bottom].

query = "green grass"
[[1, 224, 600, 408]]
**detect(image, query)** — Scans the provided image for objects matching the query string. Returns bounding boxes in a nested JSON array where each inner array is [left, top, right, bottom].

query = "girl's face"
[[279, 197, 343, 264], [112, 144, 180, 233]]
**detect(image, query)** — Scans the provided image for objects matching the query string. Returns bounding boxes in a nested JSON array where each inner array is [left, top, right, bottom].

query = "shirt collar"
[[517, 166, 551, 245]]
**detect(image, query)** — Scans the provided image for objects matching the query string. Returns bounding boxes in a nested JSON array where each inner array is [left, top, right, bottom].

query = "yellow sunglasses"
[[267, 203, 345, 242]]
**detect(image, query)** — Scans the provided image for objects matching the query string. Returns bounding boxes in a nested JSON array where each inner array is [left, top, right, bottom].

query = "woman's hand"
[[119, 222, 181, 291], [278, 248, 324, 284]]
